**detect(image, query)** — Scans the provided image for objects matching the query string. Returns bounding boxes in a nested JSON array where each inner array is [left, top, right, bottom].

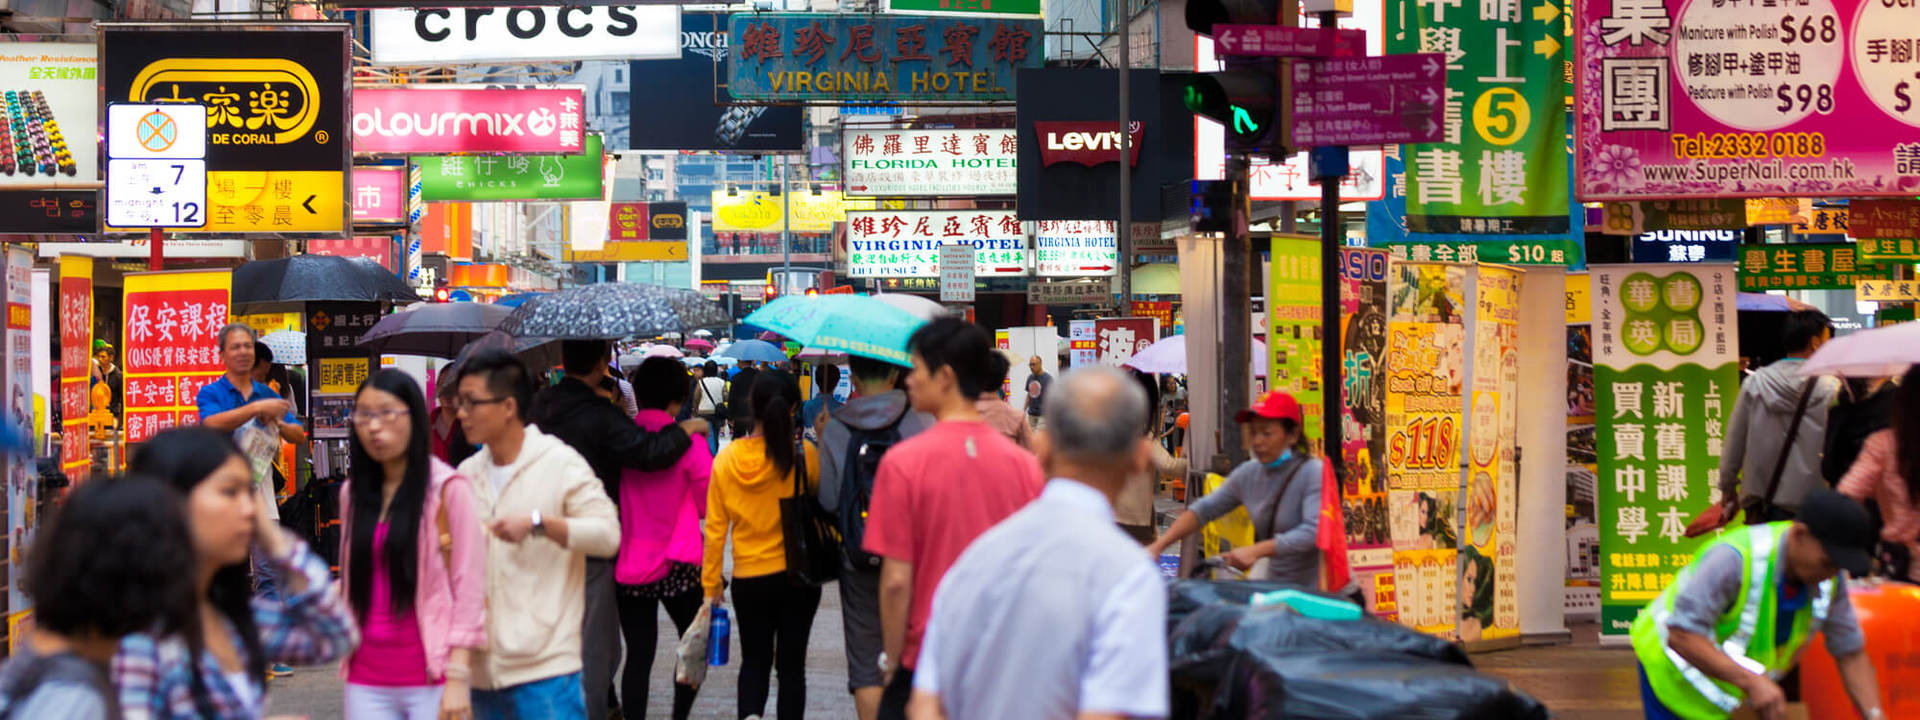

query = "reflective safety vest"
[[1629, 523, 1836, 720]]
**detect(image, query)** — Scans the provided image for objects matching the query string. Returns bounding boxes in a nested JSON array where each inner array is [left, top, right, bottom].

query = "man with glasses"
[[453, 347, 621, 720]]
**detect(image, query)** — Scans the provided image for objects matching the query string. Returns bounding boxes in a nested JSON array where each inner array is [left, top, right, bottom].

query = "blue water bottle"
[[708, 605, 730, 666]]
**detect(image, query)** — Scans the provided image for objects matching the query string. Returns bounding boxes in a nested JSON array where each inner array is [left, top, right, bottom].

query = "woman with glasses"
[[115, 427, 358, 719], [339, 369, 489, 719]]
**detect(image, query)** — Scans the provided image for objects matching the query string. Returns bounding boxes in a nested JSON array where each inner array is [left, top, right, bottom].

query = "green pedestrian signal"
[[1183, 0, 1288, 155]]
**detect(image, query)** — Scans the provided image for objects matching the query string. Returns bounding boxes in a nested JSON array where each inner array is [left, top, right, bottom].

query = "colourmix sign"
[[353, 86, 587, 155]]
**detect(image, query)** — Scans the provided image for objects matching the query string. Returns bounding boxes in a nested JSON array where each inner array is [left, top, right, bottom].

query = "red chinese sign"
[[122, 271, 230, 444], [309, 236, 396, 273], [1092, 317, 1157, 367], [610, 203, 647, 241], [1847, 200, 1920, 241], [58, 257, 91, 473], [1129, 301, 1174, 331]]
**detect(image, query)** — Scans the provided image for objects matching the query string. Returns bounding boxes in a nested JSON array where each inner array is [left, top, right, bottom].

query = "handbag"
[[1741, 378, 1819, 525], [674, 602, 712, 687], [780, 438, 842, 586]]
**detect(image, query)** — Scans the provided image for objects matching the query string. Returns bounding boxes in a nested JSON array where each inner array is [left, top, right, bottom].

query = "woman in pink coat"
[[340, 369, 489, 719]]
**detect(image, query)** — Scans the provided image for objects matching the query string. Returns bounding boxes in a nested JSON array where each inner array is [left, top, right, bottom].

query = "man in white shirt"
[[909, 366, 1168, 720]]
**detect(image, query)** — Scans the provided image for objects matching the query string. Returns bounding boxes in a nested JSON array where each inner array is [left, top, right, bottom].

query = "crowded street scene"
[[0, 0, 1914, 718]]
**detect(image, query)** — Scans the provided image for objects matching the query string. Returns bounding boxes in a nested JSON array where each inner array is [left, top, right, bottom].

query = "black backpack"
[[836, 406, 909, 570]]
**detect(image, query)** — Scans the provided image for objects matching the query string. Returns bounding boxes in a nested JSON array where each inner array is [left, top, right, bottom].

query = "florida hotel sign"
[[727, 15, 1042, 102]]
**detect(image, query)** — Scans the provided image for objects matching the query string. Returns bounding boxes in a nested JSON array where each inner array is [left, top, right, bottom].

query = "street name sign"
[[1214, 25, 1363, 58], [1289, 53, 1445, 147]]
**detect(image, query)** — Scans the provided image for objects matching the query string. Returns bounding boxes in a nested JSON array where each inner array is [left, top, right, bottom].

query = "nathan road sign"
[[101, 24, 350, 234]]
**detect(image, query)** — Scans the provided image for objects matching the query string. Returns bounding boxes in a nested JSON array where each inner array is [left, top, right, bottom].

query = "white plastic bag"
[[675, 601, 711, 687]]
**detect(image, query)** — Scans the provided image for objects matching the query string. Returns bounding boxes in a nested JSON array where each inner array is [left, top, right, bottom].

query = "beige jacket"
[[1118, 439, 1188, 527], [456, 425, 621, 690]]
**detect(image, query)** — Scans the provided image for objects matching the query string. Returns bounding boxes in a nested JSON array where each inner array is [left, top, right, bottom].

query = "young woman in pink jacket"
[[340, 369, 489, 719]]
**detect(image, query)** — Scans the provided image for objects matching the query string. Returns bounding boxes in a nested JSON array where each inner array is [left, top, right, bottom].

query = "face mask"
[[1265, 449, 1293, 468]]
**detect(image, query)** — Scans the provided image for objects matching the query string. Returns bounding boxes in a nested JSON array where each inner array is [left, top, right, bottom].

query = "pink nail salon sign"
[[351, 86, 586, 155]]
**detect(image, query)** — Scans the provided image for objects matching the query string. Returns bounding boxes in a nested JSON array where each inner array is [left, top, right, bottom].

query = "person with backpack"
[[0, 476, 196, 720], [817, 356, 934, 720]]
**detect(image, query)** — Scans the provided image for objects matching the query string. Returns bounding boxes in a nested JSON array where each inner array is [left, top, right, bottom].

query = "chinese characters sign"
[[1576, 0, 1920, 199], [1384, 261, 1465, 640], [58, 257, 90, 475], [1369, 147, 1586, 267], [1856, 279, 1920, 303], [121, 270, 229, 444], [1270, 235, 1326, 445], [350, 166, 405, 225], [845, 210, 1030, 278], [727, 15, 1042, 102], [1027, 278, 1113, 305], [1093, 318, 1156, 367], [1592, 265, 1739, 637], [1033, 221, 1119, 277], [1847, 199, 1920, 239], [1859, 237, 1920, 262], [1736, 243, 1887, 290], [353, 87, 587, 155], [306, 302, 377, 440], [1630, 229, 1741, 263], [102, 26, 349, 233], [1464, 265, 1521, 643], [843, 128, 1016, 196], [414, 134, 604, 202], [0, 189, 96, 234], [1340, 248, 1394, 621], [1387, 0, 1569, 233]]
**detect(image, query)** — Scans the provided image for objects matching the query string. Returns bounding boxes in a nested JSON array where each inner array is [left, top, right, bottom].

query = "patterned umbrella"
[[498, 283, 729, 340], [258, 330, 306, 365]]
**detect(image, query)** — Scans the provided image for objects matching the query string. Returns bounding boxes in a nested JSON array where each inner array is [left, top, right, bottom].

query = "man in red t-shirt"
[[864, 318, 1045, 720]]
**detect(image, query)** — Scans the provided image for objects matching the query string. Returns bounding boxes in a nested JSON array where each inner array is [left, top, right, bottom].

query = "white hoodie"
[[457, 424, 621, 690]]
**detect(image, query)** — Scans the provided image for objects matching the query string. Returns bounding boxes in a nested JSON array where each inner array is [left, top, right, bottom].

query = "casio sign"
[[369, 6, 680, 65]]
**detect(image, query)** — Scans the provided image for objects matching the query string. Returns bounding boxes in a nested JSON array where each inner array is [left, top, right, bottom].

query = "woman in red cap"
[[1145, 390, 1324, 586]]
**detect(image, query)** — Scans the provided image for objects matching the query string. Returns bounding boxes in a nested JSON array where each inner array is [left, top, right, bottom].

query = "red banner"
[[1129, 301, 1174, 331], [1847, 200, 1920, 241], [58, 258, 91, 473], [122, 272, 229, 444]]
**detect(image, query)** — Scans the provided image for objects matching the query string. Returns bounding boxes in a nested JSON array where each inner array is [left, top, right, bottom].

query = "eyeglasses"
[[454, 395, 509, 411], [349, 408, 411, 427]]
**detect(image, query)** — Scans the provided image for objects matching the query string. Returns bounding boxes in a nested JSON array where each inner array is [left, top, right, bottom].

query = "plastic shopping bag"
[[675, 601, 712, 687]]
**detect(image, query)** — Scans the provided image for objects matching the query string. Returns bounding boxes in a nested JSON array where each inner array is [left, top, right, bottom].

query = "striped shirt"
[[1838, 430, 1920, 582]]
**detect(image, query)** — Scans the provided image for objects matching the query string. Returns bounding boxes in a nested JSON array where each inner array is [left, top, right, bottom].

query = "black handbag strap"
[[1253, 455, 1311, 542], [1758, 378, 1819, 516], [791, 437, 809, 496]]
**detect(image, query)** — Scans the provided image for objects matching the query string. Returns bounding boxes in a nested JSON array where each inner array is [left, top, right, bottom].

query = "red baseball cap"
[[1235, 391, 1302, 424]]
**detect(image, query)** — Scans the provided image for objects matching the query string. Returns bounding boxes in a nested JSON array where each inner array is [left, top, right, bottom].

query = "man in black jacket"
[[531, 339, 707, 720]]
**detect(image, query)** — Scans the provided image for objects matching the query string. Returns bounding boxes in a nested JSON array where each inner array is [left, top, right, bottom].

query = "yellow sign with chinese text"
[[710, 190, 876, 233], [316, 356, 369, 395], [1565, 272, 1590, 324], [1856, 280, 1920, 304]]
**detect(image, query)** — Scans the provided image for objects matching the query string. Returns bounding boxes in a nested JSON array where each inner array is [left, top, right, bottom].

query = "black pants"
[[877, 665, 916, 720], [731, 573, 821, 720], [614, 585, 704, 720]]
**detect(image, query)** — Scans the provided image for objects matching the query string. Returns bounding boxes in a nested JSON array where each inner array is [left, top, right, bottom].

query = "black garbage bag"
[[1170, 600, 1472, 689], [1213, 651, 1551, 720], [1169, 579, 1334, 631]]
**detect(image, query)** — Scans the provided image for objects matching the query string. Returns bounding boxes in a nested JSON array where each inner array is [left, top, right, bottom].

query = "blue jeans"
[[251, 546, 280, 602], [1638, 665, 1683, 720], [474, 672, 587, 720]]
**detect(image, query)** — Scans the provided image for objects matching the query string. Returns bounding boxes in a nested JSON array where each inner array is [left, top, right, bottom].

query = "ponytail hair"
[[750, 370, 802, 476]]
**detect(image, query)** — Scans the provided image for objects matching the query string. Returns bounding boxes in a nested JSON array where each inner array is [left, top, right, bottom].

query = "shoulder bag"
[[1743, 378, 1819, 525], [781, 439, 842, 586]]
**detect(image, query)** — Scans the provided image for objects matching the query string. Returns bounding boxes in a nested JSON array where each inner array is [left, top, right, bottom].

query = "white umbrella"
[[874, 293, 946, 320], [1123, 334, 1269, 377], [1799, 321, 1920, 378], [644, 344, 685, 359], [258, 330, 307, 365]]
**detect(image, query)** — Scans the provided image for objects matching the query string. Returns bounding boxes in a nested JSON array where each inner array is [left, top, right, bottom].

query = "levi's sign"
[[1034, 122, 1144, 167], [368, 7, 680, 65], [1288, 53, 1446, 147], [352, 86, 586, 155]]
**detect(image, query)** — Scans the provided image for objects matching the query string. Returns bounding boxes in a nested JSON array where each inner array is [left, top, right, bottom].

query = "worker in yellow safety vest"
[[1631, 489, 1884, 720]]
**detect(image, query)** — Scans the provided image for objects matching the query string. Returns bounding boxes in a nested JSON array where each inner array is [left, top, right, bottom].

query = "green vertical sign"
[[883, 0, 1041, 17], [1386, 0, 1569, 234], [1270, 235, 1324, 447], [1592, 265, 1740, 637]]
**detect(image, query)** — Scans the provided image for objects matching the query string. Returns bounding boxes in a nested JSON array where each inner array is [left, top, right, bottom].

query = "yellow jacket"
[[703, 436, 819, 597]]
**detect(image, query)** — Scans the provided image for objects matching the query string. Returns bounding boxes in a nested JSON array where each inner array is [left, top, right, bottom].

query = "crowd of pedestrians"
[[0, 315, 1224, 720]]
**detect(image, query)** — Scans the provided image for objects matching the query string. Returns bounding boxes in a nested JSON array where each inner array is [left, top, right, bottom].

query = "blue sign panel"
[[727, 14, 1042, 102]]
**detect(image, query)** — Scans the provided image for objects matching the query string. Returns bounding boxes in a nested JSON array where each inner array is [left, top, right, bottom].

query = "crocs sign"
[[350, 86, 585, 155]]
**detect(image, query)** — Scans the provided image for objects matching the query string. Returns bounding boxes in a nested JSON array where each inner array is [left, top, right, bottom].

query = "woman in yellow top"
[[703, 370, 820, 720]]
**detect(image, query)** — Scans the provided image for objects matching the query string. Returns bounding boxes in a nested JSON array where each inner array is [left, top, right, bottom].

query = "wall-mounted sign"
[[122, 269, 229, 443], [1629, 229, 1740, 263], [709, 190, 874, 234], [1847, 200, 1920, 240], [1857, 279, 1920, 304], [0, 190, 96, 234], [350, 166, 406, 225], [105, 103, 207, 229], [846, 210, 1029, 278], [1737, 243, 1888, 291], [727, 14, 1042, 102], [1859, 238, 1920, 263], [0, 43, 96, 188], [1028, 278, 1112, 305], [353, 86, 587, 156], [1033, 220, 1118, 277], [413, 134, 604, 201], [368, 7, 680, 65], [885, 0, 1040, 18], [566, 200, 690, 262], [843, 128, 1016, 197], [939, 243, 976, 302], [1034, 121, 1143, 167], [1794, 207, 1849, 235]]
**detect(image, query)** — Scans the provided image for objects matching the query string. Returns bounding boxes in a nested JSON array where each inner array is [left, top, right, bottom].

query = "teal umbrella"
[[744, 296, 926, 366]]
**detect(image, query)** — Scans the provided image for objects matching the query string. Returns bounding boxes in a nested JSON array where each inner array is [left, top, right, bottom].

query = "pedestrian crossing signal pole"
[[1307, 3, 1347, 485]]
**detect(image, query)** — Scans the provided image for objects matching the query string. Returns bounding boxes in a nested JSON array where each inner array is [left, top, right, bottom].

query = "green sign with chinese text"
[[883, 0, 1040, 18], [1736, 244, 1889, 292], [414, 135, 603, 202]]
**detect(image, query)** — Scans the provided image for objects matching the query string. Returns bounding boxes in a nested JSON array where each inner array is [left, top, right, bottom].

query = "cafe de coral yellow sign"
[[709, 190, 875, 234]]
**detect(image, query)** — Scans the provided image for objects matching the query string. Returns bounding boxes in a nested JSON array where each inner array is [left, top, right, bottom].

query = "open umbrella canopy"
[[498, 283, 729, 340], [258, 330, 306, 365], [357, 302, 514, 359], [744, 296, 926, 366], [685, 338, 715, 351], [1799, 321, 1920, 378], [644, 344, 685, 359], [719, 339, 790, 364], [232, 256, 419, 313], [435, 330, 562, 396], [872, 293, 947, 321], [1123, 334, 1269, 377]]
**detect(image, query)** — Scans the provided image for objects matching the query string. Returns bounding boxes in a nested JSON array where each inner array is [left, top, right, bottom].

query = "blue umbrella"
[[744, 295, 926, 366], [718, 339, 790, 364]]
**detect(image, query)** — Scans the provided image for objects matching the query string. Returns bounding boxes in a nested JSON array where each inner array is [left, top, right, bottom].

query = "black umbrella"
[[435, 330, 562, 396], [232, 256, 420, 313], [498, 283, 730, 340], [357, 302, 524, 358]]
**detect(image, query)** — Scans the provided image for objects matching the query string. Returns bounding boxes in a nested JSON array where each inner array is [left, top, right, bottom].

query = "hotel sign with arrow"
[[1289, 53, 1447, 147], [1034, 220, 1119, 278]]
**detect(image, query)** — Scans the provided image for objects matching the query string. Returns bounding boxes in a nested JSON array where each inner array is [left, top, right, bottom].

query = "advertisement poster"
[[368, 7, 680, 65], [1464, 265, 1521, 643], [626, 13, 804, 153], [3, 248, 29, 622], [1340, 247, 1394, 621], [58, 257, 90, 476], [842, 128, 1017, 197], [1385, 261, 1466, 639], [0, 43, 95, 188], [353, 87, 588, 156], [1566, 273, 1601, 617], [1093, 318, 1156, 367], [349, 166, 405, 226], [1370, 147, 1587, 268], [1269, 235, 1325, 446], [709, 190, 874, 234], [414, 134, 604, 202], [1577, 0, 1920, 199], [121, 270, 229, 444], [1387, 0, 1570, 233], [102, 25, 349, 233], [305, 302, 378, 440], [1593, 265, 1740, 636], [726, 15, 1043, 102], [845, 210, 1030, 278], [1068, 319, 1096, 367]]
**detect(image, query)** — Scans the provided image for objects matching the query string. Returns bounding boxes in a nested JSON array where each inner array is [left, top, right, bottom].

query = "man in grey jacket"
[[1717, 310, 1837, 521], [818, 355, 935, 720]]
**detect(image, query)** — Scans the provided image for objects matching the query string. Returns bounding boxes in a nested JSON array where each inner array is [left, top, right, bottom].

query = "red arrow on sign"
[[994, 267, 1024, 273], [1079, 265, 1114, 271]]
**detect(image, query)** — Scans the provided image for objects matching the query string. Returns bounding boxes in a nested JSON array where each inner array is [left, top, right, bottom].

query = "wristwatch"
[[531, 508, 545, 537], [877, 651, 890, 675]]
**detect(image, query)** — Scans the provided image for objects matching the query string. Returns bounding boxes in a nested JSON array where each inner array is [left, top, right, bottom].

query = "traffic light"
[[1186, 0, 1294, 155]]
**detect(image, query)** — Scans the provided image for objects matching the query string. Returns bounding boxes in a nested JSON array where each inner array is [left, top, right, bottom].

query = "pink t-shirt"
[[863, 420, 1044, 668], [616, 409, 714, 585], [346, 523, 435, 686]]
